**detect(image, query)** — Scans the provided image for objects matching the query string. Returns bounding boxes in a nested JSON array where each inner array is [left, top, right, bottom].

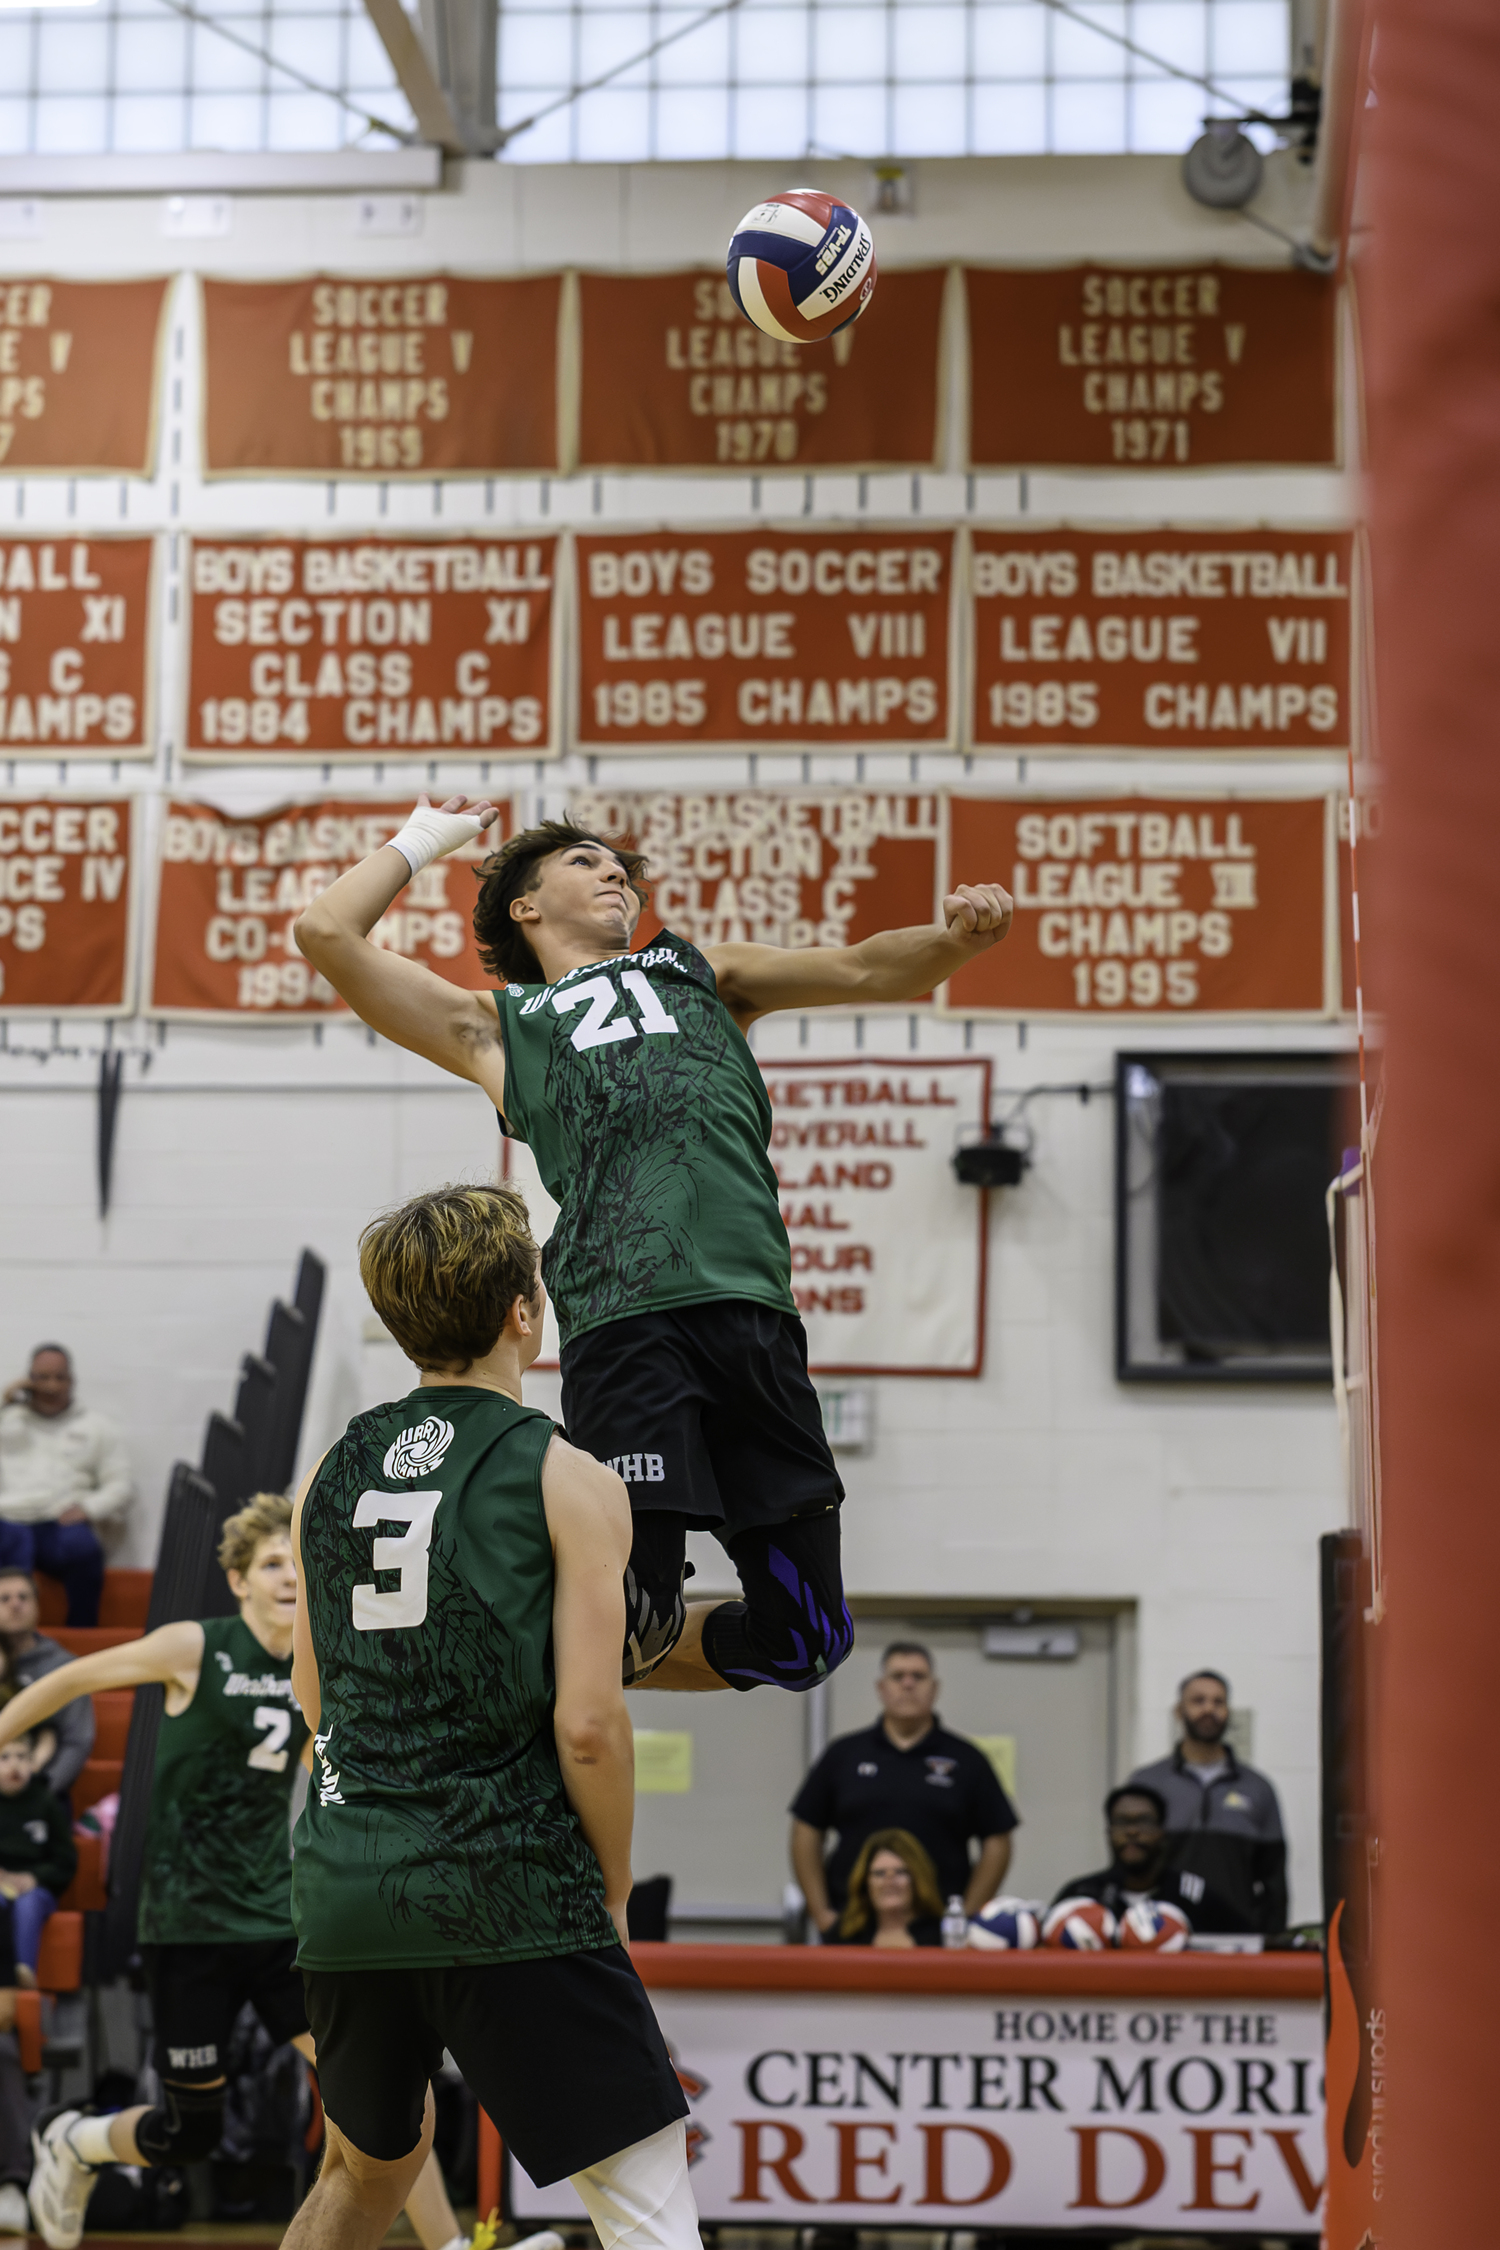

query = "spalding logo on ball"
[[727, 190, 878, 344]]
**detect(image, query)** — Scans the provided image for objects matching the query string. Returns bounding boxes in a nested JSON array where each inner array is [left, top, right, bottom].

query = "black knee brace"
[[622, 1512, 692, 1686], [701, 1509, 853, 1692], [135, 2081, 225, 2166]]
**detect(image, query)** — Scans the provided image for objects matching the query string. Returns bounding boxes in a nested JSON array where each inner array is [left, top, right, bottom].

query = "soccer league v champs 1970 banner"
[[183, 538, 557, 761], [149, 796, 510, 1019]]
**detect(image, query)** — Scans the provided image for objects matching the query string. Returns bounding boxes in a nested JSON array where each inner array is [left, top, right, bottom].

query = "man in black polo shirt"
[[789, 1641, 1018, 1933]]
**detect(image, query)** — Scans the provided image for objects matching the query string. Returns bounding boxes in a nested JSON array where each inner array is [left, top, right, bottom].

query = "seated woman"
[[823, 1827, 946, 1949], [0, 1733, 75, 1987]]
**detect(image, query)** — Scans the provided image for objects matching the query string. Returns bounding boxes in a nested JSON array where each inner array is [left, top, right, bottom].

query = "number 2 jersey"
[[291, 1386, 616, 1972], [137, 1613, 309, 1946], [496, 931, 796, 1348]]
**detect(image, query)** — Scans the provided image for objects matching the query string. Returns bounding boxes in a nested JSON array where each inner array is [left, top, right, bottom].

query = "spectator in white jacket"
[[0, 1348, 133, 1626]]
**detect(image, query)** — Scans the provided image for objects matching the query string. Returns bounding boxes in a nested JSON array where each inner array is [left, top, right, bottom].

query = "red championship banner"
[[0, 278, 168, 473], [577, 268, 945, 470], [183, 536, 557, 762], [0, 796, 137, 1015], [972, 527, 1353, 752], [966, 265, 1337, 468], [201, 275, 561, 476], [567, 788, 938, 957], [149, 796, 510, 1020], [577, 528, 955, 751], [0, 538, 154, 759], [944, 795, 1332, 1017]]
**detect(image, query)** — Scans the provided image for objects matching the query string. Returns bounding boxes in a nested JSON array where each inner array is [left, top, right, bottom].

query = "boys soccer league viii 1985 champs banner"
[[576, 269, 945, 470], [0, 798, 137, 1015], [576, 530, 954, 751], [184, 537, 557, 760], [200, 276, 561, 475], [149, 797, 510, 1019]]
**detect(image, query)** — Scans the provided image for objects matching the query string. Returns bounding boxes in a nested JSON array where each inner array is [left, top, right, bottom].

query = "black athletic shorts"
[[303, 1944, 687, 2186], [144, 1938, 309, 2084], [560, 1299, 844, 1533]]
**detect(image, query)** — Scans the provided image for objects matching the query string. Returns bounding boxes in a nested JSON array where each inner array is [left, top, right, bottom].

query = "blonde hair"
[[359, 1182, 539, 1374], [218, 1492, 293, 1581], [839, 1828, 947, 1939]]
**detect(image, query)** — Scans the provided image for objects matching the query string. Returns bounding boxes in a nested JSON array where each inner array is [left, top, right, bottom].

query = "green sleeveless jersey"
[[291, 1386, 616, 1972], [137, 1614, 309, 1947], [496, 932, 795, 1347]]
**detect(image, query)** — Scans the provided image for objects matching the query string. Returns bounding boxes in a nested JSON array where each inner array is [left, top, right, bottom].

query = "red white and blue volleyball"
[[1116, 1900, 1191, 1952], [1041, 1898, 1117, 1951], [966, 1897, 1041, 1951], [726, 190, 878, 344]]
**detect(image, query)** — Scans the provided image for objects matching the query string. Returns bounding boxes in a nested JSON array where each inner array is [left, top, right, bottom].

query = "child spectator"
[[0, 1736, 75, 1987]]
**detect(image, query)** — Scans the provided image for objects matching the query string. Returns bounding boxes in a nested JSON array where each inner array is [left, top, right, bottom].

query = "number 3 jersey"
[[496, 932, 796, 1348], [137, 1614, 309, 1946], [291, 1388, 616, 1972]]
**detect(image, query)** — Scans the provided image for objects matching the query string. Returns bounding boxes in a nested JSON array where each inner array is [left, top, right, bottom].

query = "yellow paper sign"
[[633, 1730, 693, 1794], [975, 1734, 1018, 1801]]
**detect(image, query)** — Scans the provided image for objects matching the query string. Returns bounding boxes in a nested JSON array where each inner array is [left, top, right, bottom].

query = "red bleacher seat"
[[89, 1689, 132, 1762], [59, 1830, 107, 1915], [47, 1626, 139, 1658], [36, 1913, 82, 1993], [35, 1570, 152, 1632], [71, 1760, 122, 1818]]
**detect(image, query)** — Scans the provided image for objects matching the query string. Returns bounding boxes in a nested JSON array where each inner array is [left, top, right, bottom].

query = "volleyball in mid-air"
[[726, 190, 878, 344]]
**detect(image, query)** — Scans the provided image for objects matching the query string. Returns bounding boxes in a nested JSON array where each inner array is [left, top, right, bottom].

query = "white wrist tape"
[[388, 804, 486, 879]]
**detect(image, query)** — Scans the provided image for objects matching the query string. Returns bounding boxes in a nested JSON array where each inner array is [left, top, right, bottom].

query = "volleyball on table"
[[726, 190, 878, 343]]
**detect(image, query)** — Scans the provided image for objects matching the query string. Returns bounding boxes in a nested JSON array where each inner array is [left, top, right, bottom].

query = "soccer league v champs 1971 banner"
[[149, 797, 510, 1019]]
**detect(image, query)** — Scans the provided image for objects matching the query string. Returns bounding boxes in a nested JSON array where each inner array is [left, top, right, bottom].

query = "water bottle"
[[941, 1894, 969, 1949]]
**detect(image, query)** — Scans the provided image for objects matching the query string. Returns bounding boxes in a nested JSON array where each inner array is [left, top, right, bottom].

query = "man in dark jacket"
[[1127, 1670, 1288, 1933], [0, 1732, 76, 1984], [1052, 1785, 1252, 1934]]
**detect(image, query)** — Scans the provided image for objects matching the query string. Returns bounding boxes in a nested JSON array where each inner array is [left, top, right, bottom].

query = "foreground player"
[[3, 1496, 465, 2250], [283, 1183, 698, 2250], [295, 802, 1012, 1695]]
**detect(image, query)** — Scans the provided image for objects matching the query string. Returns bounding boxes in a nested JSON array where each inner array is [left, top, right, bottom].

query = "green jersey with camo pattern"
[[291, 1386, 616, 1972], [137, 1613, 309, 1946], [495, 933, 795, 1347]]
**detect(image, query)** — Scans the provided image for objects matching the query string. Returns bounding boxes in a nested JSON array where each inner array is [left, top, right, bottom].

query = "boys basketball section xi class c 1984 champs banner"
[[183, 537, 558, 761], [964, 265, 1337, 470], [575, 529, 956, 752], [199, 275, 562, 476], [970, 528, 1354, 754], [575, 268, 947, 471], [0, 278, 169, 473], [942, 795, 1336, 1019], [0, 538, 154, 759], [506, 1054, 990, 1377], [147, 796, 510, 1019], [0, 797, 138, 1015]]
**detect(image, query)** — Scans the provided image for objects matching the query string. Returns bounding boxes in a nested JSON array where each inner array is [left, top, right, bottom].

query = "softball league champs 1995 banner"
[[944, 797, 1332, 1016], [965, 266, 1337, 468], [184, 538, 556, 761], [511, 1980, 1325, 2234], [576, 529, 955, 751], [0, 278, 169, 473], [0, 797, 137, 1014], [0, 539, 154, 758], [201, 275, 561, 475], [971, 529, 1353, 752], [577, 268, 945, 470], [149, 796, 509, 1019], [566, 790, 938, 954]]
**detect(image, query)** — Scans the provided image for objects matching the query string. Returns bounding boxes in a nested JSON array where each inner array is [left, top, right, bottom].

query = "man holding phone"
[[0, 1348, 133, 1627]]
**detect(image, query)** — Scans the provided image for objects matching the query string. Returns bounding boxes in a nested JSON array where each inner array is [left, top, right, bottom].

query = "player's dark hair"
[[1178, 1667, 1231, 1699], [472, 820, 650, 985], [881, 1640, 934, 1671], [1106, 1783, 1168, 1826], [360, 1182, 540, 1375]]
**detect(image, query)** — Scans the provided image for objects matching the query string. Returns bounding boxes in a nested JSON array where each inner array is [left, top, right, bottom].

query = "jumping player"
[[281, 1182, 699, 2250], [4, 1494, 467, 2250], [294, 800, 1013, 1696]]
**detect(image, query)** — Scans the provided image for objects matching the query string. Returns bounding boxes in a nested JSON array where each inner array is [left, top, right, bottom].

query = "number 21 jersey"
[[496, 933, 795, 1348]]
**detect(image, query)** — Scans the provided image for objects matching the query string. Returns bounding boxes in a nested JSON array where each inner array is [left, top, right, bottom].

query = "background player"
[[1, 1494, 466, 2250], [284, 1182, 699, 2250], [295, 799, 1012, 1699]]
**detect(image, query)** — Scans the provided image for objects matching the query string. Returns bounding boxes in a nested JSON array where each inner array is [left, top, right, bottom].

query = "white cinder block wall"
[[0, 151, 1350, 1922]]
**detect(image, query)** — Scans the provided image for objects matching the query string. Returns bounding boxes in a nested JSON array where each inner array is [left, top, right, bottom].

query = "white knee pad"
[[570, 2121, 701, 2250]]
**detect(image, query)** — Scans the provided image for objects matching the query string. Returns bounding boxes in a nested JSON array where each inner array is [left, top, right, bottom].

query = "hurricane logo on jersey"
[[383, 1416, 455, 1481]]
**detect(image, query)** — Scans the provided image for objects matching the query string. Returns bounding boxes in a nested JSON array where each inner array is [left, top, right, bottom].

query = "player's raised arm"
[[0, 1620, 205, 1744], [705, 879, 1015, 1028], [292, 797, 507, 1096], [543, 1436, 636, 1946]]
